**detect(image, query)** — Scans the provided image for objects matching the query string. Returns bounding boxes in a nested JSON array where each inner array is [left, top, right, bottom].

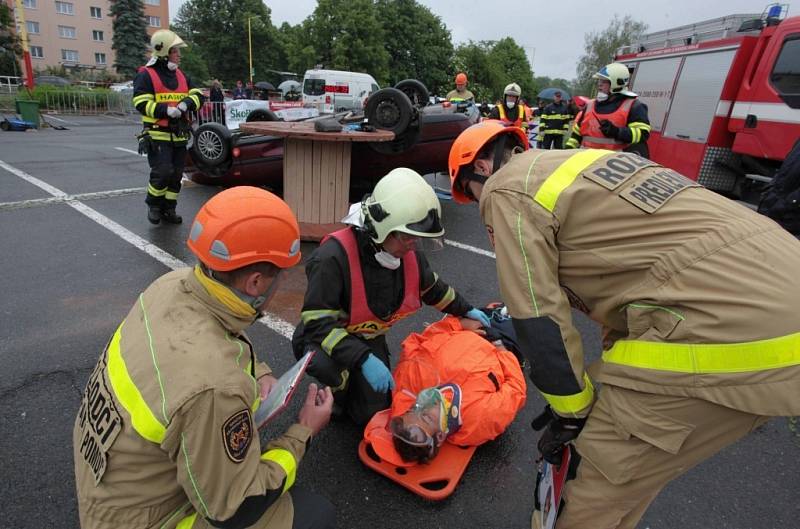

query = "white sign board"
[[225, 99, 269, 130], [224, 100, 319, 130], [273, 107, 319, 121]]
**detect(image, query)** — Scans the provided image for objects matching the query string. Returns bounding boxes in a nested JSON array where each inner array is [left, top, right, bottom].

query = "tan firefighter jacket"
[[480, 148, 800, 419], [74, 267, 311, 529]]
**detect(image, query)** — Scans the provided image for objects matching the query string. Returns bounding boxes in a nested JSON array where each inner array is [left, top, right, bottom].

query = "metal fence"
[[38, 90, 135, 115], [0, 76, 21, 94], [195, 101, 227, 125]]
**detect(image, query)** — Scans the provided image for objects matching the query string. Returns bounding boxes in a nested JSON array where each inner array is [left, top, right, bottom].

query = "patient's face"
[[400, 405, 441, 439]]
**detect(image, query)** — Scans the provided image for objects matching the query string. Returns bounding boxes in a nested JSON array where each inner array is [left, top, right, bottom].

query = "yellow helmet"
[[593, 63, 631, 94], [150, 30, 186, 58], [504, 83, 522, 97], [362, 168, 444, 244]]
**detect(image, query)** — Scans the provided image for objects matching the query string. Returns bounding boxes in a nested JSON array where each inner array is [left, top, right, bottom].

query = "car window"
[[771, 36, 800, 97], [371, 83, 379, 93], [303, 79, 325, 96]]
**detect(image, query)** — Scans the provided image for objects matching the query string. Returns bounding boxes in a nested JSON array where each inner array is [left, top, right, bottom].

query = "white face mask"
[[506, 98, 516, 108], [596, 91, 609, 102], [167, 61, 178, 71], [374, 250, 401, 270]]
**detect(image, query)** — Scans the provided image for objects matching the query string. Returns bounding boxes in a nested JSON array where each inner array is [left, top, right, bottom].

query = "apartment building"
[[4, 0, 170, 75]]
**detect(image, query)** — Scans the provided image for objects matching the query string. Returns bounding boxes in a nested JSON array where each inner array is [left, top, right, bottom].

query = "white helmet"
[[362, 168, 444, 244], [504, 83, 522, 97], [593, 63, 635, 95], [151, 30, 186, 58]]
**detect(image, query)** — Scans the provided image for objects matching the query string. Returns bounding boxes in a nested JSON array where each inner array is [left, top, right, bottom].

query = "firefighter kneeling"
[[74, 187, 335, 529], [448, 120, 800, 529]]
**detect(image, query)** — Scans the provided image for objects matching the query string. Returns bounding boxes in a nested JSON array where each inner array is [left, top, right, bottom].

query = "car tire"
[[365, 88, 413, 136], [191, 122, 232, 168], [246, 109, 281, 122], [0, 120, 9, 132], [394, 79, 429, 108]]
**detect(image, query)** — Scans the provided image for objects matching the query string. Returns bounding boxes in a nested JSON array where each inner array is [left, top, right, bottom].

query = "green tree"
[[109, 0, 149, 77], [0, 2, 20, 78], [277, 21, 316, 79], [178, 43, 210, 85], [305, 0, 389, 84], [451, 41, 500, 103], [174, 0, 285, 87], [451, 37, 535, 104], [375, 0, 453, 94], [575, 14, 647, 95], [488, 37, 535, 104]]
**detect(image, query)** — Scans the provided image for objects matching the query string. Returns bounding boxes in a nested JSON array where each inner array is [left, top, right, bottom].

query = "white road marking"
[[0, 187, 143, 210], [42, 114, 79, 125], [115, 147, 145, 157], [103, 114, 133, 122], [0, 159, 295, 339], [0, 156, 496, 340], [444, 238, 495, 259]]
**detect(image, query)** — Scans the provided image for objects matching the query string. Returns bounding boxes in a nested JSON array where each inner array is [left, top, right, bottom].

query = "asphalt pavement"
[[0, 116, 797, 529]]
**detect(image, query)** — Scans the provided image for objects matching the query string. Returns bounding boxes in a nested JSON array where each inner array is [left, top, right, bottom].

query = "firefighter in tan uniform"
[[448, 121, 800, 529], [73, 187, 335, 529]]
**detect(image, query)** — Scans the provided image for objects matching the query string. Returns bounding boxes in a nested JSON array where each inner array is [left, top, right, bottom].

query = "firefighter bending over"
[[448, 120, 800, 529]]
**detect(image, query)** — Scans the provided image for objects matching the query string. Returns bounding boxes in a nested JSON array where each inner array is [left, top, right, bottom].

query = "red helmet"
[[187, 186, 301, 271], [455, 72, 468, 85], [448, 121, 529, 203]]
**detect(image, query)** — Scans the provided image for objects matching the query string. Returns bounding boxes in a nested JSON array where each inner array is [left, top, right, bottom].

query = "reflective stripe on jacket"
[[498, 103, 526, 128], [480, 148, 800, 418], [74, 268, 310, 529], [143, 67, 188, 130], [579, 98, 633, 150], [540, 101, 572, 135], [324, 228, 421, 338]]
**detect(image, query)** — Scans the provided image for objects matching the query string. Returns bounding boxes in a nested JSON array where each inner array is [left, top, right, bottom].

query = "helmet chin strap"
[[456, 134, 511, 198], [492, 134, 509, 174]]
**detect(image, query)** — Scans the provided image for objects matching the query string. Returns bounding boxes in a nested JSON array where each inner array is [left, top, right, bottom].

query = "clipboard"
[[254, 350, 315, 430], [537, 446, 571, 529]]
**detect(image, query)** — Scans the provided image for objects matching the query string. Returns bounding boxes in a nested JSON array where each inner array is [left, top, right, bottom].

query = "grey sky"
[[169, 0, 773, 80]]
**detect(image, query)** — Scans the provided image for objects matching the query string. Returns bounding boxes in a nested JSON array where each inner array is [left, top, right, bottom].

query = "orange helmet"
[[187, 186, 301, 271], [448, 121, 529, 203], [455, 72, 468, 85]]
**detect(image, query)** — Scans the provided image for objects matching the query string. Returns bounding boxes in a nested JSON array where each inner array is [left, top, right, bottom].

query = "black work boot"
[[161, 208, 183, 224], [147, 206, 161, 224]]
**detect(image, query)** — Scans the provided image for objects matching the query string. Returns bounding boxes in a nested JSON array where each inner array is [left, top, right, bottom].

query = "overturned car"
[[184, 80, 480, 200]]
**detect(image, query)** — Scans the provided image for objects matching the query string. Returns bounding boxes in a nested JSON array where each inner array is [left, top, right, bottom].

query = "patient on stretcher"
[[365, 309, 527, 465]]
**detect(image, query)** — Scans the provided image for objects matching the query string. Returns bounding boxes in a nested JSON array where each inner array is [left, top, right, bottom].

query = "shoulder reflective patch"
[[620, 168, 700, 214], [583, 152, 658, 190], [77, 354, 123, 484], [222, 409, 253, 463]]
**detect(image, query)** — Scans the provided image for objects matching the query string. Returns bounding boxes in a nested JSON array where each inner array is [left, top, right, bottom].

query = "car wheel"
[[0, 120, 9, 132], [192, 122, 231, 168], [365, 88, 413, 135], [394, 79, 429, 108], [246, 109, 281, 122]]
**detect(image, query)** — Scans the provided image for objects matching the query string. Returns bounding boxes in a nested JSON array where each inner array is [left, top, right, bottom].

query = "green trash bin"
[[15, 100, 40, 128]]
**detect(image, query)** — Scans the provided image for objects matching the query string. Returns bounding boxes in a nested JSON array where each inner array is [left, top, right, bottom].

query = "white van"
[[302, 68, 380, 114]]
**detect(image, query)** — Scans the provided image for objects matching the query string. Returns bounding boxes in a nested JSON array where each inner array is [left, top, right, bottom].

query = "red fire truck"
[[615, 5, 799, 198]]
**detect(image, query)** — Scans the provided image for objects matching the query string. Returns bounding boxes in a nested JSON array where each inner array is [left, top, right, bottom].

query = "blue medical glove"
[[361, 353, 395, 393], [465, 308, 492, 328]]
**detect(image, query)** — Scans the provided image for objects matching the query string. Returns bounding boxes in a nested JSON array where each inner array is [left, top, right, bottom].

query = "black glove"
[[531, 405, 587, 465], [599, 119, 620, 139]]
